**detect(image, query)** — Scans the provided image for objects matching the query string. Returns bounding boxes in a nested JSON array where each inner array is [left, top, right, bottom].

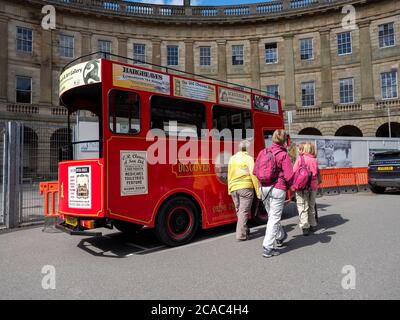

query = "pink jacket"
[[293, 153, 319, 191], [267, 143, 294, 191]]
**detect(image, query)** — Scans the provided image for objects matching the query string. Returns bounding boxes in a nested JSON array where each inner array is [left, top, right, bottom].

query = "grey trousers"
[[231, 188, 254, 240]]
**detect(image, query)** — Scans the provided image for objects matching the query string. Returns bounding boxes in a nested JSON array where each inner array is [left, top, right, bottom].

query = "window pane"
[[109, 90, 140, 134], [16, 27, 33, 53], [301, 81, 315, 107], [200, 46, 211, 66], [300, 38, 313, 60], [232, 45, 244, 65], [150, 96, 205, 137], [212, 106, 253, 140], [337, 32, 352, 55], [167, 46, 178, 66], [265, 43, 277, 63], [59, 35, 74, 58], [381, 71, 398, 99], [379, 23, 395, 48], [16, 76, 32, 104], [134, 43, 146, 64], [266, 85, 279, 98], [339, 78, 354, 104]]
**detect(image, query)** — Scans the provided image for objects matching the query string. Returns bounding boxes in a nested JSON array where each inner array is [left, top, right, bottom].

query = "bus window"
[[212, 105, 253, 140], [150, 96, 206, 138], [109, 89, 140, 134]]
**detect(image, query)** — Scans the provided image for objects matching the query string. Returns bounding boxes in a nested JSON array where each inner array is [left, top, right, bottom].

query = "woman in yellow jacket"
[[228, 140, 261, 241]]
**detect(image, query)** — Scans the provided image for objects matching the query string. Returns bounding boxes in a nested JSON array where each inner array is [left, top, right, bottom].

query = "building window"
[[16, 76, 32, 104], [266, 85, 279, 98], [133, 43, 146, 64], [381, 71, 398, 100], [337, 31, 352, 55], [379, 23, 395, 48], [339, 78, 354, 104], [167, 45, 179, 66], [265, 43, 278, 64], [300, 38, 313, 60], [232, 45, 244, 65], [199, 46, 211, 66], [59, 34, 74, 58], [98, 40, 112, 58], [16, 27, 33, 53], [301, 81, 315, 107]]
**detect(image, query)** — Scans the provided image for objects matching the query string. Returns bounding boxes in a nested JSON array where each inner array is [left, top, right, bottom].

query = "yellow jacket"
[[228, 151, 261, 199]]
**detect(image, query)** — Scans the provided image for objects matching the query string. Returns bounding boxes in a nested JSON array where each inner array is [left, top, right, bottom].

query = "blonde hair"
[[272, 129, 287, 145], [303, 142, 316, 156], [298, 142, 305, 154]]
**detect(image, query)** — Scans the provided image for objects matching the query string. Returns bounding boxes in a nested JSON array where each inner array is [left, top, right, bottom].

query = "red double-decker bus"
[[48, 52, 285, 246]]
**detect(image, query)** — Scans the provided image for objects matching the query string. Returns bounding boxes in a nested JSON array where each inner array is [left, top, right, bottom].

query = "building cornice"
[[10, 0, 381, 26]]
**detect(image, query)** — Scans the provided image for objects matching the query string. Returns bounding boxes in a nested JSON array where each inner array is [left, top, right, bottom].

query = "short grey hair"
[[238, 140, 251, 152]]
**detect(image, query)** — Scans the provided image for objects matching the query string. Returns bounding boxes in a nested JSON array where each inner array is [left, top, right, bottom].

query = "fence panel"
[[18, 122, 69, 225]]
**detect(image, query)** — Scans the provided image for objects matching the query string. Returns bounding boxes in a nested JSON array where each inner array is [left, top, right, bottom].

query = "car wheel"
[[369, 185, 386, 194]]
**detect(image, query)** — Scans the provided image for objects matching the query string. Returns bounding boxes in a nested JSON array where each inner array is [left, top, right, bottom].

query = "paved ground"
[[0, 191, 400, 300]]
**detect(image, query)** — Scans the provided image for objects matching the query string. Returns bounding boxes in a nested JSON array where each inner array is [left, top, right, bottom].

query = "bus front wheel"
[[156, 196, 199, 246]]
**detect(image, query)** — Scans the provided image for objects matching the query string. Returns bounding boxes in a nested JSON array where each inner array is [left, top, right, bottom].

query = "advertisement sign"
[[68, 166, 92, 209], [120, 151, 148, 196], [173, 77, 216, 103], [317, 140, 352, 168], [218, 87, 251, 109], [59, 59, 101, 96], [254, 95, 279, 114], [113, 64, 170, 94]]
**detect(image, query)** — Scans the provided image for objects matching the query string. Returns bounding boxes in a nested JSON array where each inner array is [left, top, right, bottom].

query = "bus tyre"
[[156, 196, 199, 247], [113, 220, 143, 234], [369, 185, 386, 194]]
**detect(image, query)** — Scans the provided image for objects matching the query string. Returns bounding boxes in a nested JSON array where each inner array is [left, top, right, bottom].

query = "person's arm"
[[227, 158, 233, 195], [247, 156, 261, 199], [281, 153, 294, 187], [293, 157, 300, 173]]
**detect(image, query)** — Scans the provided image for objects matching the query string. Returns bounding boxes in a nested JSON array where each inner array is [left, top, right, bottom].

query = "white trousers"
[[261, 187, 286, 250]]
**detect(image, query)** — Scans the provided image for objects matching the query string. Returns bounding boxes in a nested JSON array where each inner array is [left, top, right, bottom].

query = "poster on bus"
[[254, 95, 279, 114], [173, 77, 216, 103], [59, 59, 101, 96], [113, 64, 170, 94], [68, 166, 92, 209], [218, 87, 251, 109], [120, 151, 148, 196]]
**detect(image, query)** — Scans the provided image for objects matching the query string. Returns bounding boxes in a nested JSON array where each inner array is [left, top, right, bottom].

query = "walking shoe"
[[263, 248, 280, 258], [302, 228, 310, 236], [276, 230, 288, 247]]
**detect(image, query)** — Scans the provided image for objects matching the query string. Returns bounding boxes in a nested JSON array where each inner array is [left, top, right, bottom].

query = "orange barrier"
[[39, 181, 59, 217], [319, 167, 368, 189]]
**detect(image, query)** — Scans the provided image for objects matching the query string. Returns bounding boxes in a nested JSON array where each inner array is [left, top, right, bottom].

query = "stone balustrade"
[[375, 99, 400, 109], [295, 107, 322, 118], [334, 103, 362, 113], [23, 0, 362, 22]]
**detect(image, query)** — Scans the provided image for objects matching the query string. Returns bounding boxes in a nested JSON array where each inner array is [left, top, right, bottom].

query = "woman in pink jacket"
[[293, 142, 319, 236]]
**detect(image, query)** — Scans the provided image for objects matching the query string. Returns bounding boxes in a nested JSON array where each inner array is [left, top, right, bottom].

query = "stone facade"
[[0, 0, 400, 137]]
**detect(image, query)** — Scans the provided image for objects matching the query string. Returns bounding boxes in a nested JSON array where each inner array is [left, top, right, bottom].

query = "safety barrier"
[[319, 167, 369, 195], [39, 181, 59, 217]]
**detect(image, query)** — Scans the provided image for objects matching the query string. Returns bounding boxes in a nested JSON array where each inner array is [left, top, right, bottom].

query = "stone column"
[[117, 36, 128, 63], [250, 38, 261, 90], [359, 21, 375, 105], [283, 34, 296, 110], [81, 31, 92, 56], [40, 29, 53, 106], [152, 38, 162, 71], [184, 39, 194, 74], [217, 40, 227, 82], [0, 15, 8, 102], [320, 29, 333, 109]]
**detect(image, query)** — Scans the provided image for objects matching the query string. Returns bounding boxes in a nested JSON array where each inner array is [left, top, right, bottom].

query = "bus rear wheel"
[[156, 196, 199, 246]]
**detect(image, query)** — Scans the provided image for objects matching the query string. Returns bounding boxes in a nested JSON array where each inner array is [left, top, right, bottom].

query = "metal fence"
[[1, 121, 69, 228]]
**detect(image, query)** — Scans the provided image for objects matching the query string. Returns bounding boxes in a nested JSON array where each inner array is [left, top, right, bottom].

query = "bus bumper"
[[55, 223, 103, 237]]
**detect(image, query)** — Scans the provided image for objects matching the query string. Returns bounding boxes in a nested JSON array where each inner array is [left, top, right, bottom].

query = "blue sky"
[[133, 0, 269, 5]]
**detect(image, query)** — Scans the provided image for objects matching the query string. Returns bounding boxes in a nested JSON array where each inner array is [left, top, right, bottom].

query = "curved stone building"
[[0, 0, 400, 138]]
